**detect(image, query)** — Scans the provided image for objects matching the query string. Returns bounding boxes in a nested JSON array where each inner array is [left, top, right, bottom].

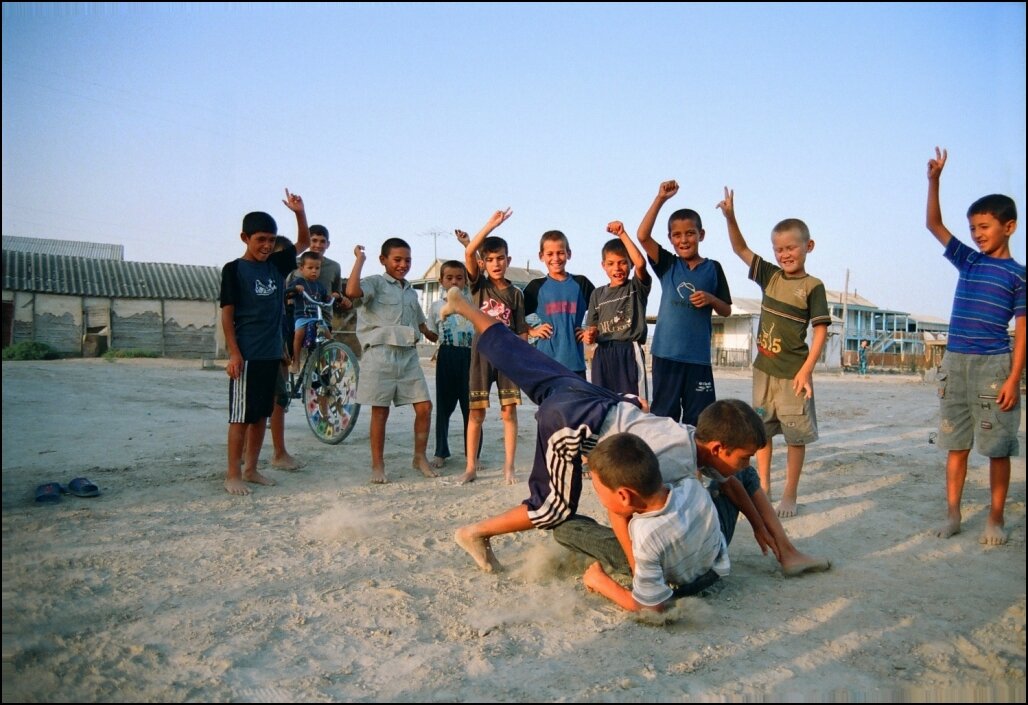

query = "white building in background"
[[699, 290, 949, 372]]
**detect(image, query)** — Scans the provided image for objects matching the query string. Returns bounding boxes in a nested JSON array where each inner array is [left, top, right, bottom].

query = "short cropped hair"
[[439, 260, 467, 279], [967, 194, 1017, 224], [695, 399, 767, 450], [602, 238, 630, 261], [540, 230, 569, 252], [309, 224, 330, 240], [772, 218, 811, 242], [242, 211, 277, 236], [299, 251, 322, 266], [381, 238, 411, 257], [273, 235, 292, 252], [668, 208, 702, 232], [589, 433, 664, 497], [481, 236, 509, 257]]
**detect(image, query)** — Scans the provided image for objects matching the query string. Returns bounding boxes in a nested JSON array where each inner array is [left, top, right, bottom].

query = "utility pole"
[[841, 268, 850, 371]]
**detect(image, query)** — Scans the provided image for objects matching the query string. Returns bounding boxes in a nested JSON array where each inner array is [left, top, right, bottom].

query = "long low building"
[[3, 248, 221, 358]]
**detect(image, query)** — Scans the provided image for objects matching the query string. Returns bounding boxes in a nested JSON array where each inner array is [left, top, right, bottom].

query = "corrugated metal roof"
[[2, 250, 220, 301], [825, 289, 879, 309], [1, 235, 125, 260]]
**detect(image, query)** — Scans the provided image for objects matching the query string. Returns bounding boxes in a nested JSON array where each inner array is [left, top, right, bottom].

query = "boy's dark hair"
[[242, 211, 277, 236], [601, 238, 630, 261], [439, 260, 467, 279], [273, 235, 292, 252], [667, 208, 702, 232], [381, 238, 411, 257], [772, 218, 811, 242], [481, 236, 509, 257], [589, 433, 663, 497], [309, 224, 330, 240], [695, 399, 767, 450], [967, 194, 1017, 224], [299, 251, 322, 266], [540, 230, 569, 252]]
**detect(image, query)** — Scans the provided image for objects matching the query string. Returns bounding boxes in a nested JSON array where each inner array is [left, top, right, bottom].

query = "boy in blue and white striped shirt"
[[926, 147, 1026, 546]]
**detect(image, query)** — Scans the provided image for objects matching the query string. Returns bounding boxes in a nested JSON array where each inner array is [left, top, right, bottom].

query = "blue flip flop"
[[35, 482, 65, 503], [67, 477, 100, 498]]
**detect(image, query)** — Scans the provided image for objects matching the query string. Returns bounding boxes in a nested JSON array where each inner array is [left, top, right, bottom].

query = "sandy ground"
[[1, 357, 1025, 702]]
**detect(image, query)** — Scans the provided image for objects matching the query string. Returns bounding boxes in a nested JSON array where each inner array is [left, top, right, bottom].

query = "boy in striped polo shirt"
[[926, 147, 1025, 546]]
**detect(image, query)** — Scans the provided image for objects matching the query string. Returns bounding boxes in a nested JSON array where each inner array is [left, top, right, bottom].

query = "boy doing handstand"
[[440, 287, 829, 580]]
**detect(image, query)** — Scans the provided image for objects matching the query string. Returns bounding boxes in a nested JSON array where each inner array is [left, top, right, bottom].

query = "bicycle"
[[290, 289, 361, 444]]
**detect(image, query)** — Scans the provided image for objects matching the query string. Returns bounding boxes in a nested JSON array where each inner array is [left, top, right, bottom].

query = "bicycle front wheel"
[[301, 341, 361, 444]]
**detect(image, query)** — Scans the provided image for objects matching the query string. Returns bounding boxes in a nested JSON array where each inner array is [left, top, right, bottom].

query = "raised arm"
[[925, 147, 954, 247], [282, 189, 310, 254], [716, 187, 755, 267], [608, 220, 649, 283], [344, 245, 367, 299], [636, 180, 678, 263], [464, 209, 512, 280]]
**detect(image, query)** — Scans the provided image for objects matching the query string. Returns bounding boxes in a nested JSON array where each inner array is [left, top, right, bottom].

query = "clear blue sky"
[[2, 2, 1025, 320]]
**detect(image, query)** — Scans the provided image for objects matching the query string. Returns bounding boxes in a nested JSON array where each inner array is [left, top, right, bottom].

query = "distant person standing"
[[925, 147, 1025, 546], [858, 339, 870, 377]]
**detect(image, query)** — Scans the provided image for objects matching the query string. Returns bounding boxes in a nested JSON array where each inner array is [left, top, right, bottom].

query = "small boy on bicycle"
[[287, 252, 340, 374]]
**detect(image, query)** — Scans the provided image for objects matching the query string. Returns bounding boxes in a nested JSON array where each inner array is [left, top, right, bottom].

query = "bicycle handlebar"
[[296, 288, 335, 308]]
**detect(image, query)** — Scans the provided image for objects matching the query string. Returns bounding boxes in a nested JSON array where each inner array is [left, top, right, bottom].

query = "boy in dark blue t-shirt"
[[637, 180, 732, 425], [219, 189, 310, 495]]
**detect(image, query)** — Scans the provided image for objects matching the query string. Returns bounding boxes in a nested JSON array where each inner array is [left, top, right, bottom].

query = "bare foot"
[[979, 521, 1008, 546], [413, 456, 439, 478], [458, 470, 477, 485], [781, 552, 831, 577], [271, 453, 304, 471], [432, 456, 447, 469], [439, 286, 464, 320], [290, 363, 300, 375], [243, 471, 276, 487], [503, 466, 516, 485], [455, 526, 501, 572], [776, 498, 797, 518], [370, 467, 389, 484], [934, 515, 961, 538], [224, 478, 251, 495]]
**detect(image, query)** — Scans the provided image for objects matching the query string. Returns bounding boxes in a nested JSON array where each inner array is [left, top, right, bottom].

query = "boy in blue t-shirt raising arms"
[[926, 147, 1025, 546], [637, 180, 732, 425]]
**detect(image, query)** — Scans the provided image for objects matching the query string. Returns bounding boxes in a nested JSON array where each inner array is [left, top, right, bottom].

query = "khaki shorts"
[[752, 368, 818, 445], [937, 351, 1020, 457], [356, 345, 431, 407]]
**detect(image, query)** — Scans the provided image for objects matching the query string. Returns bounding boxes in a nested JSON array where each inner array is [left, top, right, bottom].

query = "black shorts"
[[228, 359, 280, 424]]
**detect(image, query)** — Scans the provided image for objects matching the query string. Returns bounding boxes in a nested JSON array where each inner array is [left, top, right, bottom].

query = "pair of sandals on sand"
[[35, 478, 100, 503]]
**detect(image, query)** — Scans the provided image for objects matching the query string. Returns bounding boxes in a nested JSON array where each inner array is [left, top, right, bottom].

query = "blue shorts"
[[591, 340, 648, 399]]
